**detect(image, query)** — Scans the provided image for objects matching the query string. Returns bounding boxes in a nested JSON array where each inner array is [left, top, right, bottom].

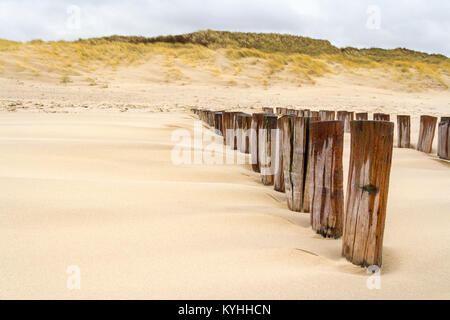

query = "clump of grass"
[[0, 30, 448, 89], [61, 74, 71, 84], [86, 77, 97, 86]]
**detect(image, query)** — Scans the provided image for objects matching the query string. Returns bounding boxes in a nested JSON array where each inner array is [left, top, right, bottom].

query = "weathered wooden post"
[[281, 115, 308, 212], [438, 117, 450, 160], [276, 107, 288, 115], [274, 117, 285, 193], [344, 112, 354, 133], [308, 121, 344, 238], [250, 113, 265, 172], [311, 111, 320, 118], [222, 112, 231, 145], [235, 113, 244, 151], [214, 112, 223, 135], [342, 121, 394, 267], [337, 111, 347, 121], [260, 114, 278, 186], [303, 109, 311, 117], [337, 111, 354, 133], [396, 115, 411, 148], [355, 112, 368, 121], [320, 110, 335, 121], [263, 107, 274, 114], [417, 115, 438, 154], [238, 113, 252, 154], [373, 113, 390, 121], [208, 111, 215, 127]]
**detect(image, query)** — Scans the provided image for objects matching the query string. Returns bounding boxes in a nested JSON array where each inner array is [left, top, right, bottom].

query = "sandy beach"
[[1, 80, 449, 298]]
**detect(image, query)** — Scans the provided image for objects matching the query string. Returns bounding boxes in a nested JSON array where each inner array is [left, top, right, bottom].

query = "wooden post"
[[396, 115, 411, 148], [337, 111, 347, 121], [214, 112, 223, 135], [438, 117, 450, 160], [417, 115, 438, 154], [222, 112, 231, 145], [337, 111, 354, 133], [356, 112, 368, 121], [235, 113, 244, 151], [303, 109, 311, 117], [239, 114, 252, 154], [287, 109, 298, 116], [274, 117, 285, 193], [320, 110, 335, 121], [276, 107, 288, 115], [308, 121, 344, 238], [373, 113, 390, 121], [260, 114, 278, 186], [263, 107, 274, 114], [342, 121, 394, 267], [311, 111, 320, 118], [251, 113, 265, 172], [281, 115, 308, 212]]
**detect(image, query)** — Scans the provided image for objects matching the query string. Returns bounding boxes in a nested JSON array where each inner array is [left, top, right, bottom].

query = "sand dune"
[[0, 109, 449, 299]]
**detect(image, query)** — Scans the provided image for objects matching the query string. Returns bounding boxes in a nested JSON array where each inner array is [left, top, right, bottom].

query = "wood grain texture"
[[356, 112, 368, 121], [239, 114, 252, 154], [373, 113, 390, 121], [396, 115, 411, 148], [260, 114, 278, 186], [214, 112, 223, 136], [308, 121, 344, 238], [274, 117, 285, 193], [222, 112, 231, 145], [437, 119, 450, 160], [342, 121, 394, 268], [281, 115, 307, 212], [417, 115, 438, 154], [319, 110, 336, 121], [337, 111, 354, 133], [250, 113, 265, 173]]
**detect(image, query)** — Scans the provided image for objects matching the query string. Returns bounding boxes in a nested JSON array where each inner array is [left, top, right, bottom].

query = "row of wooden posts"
[[191, 107, 449, 268]]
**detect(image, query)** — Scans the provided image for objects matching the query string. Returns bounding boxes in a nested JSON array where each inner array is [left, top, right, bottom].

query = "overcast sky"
[[0, 0, 448, 56]]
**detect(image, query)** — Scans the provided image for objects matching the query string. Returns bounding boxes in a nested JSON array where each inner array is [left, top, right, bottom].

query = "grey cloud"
[[0, 0, 448, 55]]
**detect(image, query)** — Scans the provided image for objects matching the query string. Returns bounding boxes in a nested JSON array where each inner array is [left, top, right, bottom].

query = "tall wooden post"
[[308, 121, 344, 238], [397, 115, 411, 148], [320, 110, 335, 121], [337, 111, 347, 121], [251, 113, 265, 172], [342, 121, 394, 267], [239, 114, 252, 154], [417, 115, 437, 154], [215, 112, 223, 135], [260, 114, 278, 186], [356, 112, 368, 120], [438, 117, 450, 160], [222, 112, 230, 145], [274, 117, 285, 193], [373, 113, 390, 121], [281, 115, 308, 212]]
